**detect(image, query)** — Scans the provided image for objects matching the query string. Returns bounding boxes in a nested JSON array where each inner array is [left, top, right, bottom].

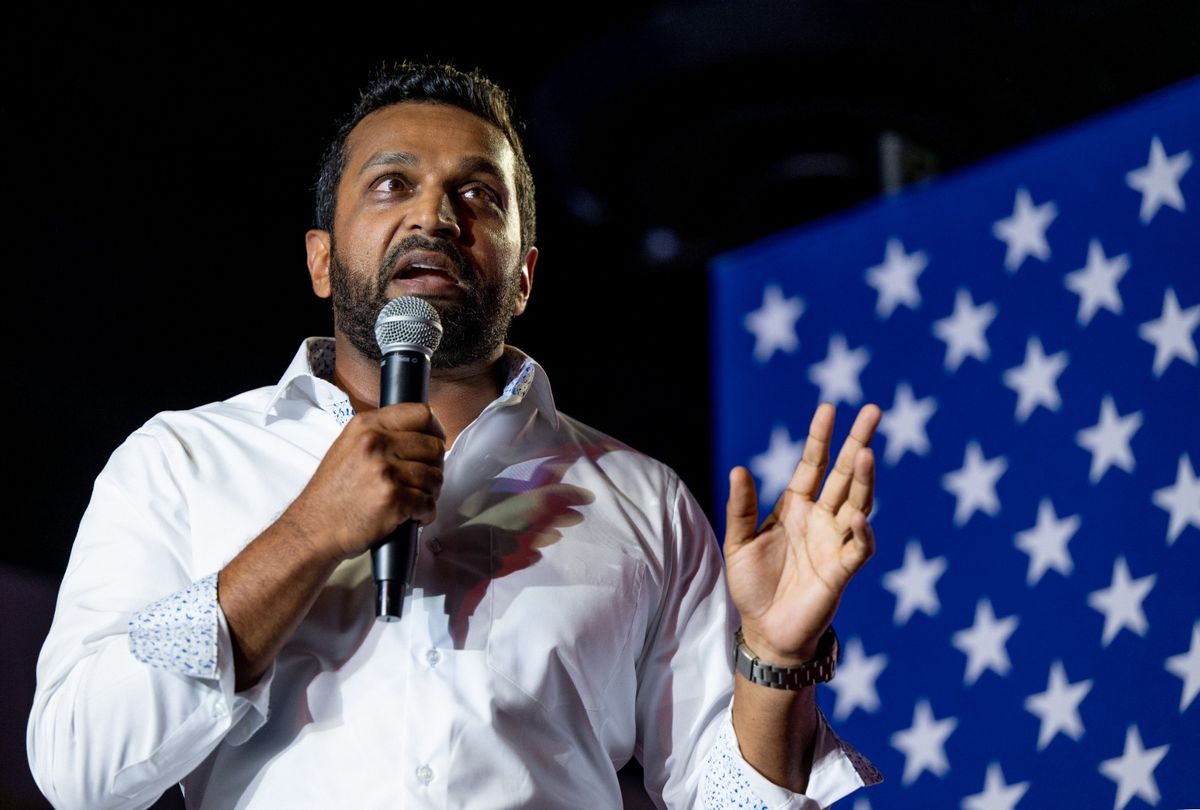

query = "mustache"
[[378, 235, 474, 290]]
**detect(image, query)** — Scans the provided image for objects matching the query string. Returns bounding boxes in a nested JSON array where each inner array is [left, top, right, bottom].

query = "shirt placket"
[[401, 587, 453, 807]]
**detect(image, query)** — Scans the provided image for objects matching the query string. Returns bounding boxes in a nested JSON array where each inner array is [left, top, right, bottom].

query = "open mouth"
[[391, 249, 463, 288]]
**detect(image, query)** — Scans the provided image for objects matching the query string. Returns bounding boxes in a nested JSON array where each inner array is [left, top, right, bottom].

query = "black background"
[[7, 3, 1198, 577]]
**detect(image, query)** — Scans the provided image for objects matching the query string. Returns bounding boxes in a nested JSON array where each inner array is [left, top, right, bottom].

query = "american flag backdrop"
[[710, 77, 1199, 809]]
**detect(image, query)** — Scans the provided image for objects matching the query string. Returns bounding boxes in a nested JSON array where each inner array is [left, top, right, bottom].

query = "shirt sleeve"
[[27, 426, 274, 810], [127, 572, 274, 745], [704, 703, 882, 809], [634, 472, 881, 809]]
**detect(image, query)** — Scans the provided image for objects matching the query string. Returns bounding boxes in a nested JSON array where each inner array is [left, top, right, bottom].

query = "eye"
[[462, 184, 501, 207], [371, 174, 413, 196]]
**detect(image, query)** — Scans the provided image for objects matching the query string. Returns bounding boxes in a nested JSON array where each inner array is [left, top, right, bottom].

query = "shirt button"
[[416, 764, 434, 785], [426, 649, 441, 668]]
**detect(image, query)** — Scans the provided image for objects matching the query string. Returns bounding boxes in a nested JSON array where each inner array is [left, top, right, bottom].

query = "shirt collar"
[[264, 337, 558, 429], [264, 337, 355, 426], [493, 345, 559, 429]]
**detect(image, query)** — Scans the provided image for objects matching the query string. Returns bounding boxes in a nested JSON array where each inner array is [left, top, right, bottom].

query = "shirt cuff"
[[704, 701, 882, 809], [128, 572, 274, 745], [129, 572, 221, 678]]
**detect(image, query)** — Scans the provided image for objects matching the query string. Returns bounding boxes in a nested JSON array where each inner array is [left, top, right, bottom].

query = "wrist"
[[275, 506, 347, 568], [733, 626, 839, 690], [738, 626, 822, 666]]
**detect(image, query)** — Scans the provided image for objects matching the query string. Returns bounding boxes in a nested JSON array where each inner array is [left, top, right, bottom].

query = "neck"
[[330, 334, 507, 449]]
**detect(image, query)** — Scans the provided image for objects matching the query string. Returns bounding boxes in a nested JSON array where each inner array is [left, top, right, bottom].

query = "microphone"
[[372, 295, 443, 621]]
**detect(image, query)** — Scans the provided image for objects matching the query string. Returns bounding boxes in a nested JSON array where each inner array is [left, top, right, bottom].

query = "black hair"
[[314, 62, 536, 251]]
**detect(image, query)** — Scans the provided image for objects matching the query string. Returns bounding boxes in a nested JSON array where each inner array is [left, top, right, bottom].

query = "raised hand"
[[724, 403, 880, 665]]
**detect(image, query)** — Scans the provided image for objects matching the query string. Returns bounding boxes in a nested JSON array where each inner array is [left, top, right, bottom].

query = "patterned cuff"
[[805, 711, 883, 807], [704, 717, 780, 810], [704, 703, 882, 809], [128, 572, 220, 679]]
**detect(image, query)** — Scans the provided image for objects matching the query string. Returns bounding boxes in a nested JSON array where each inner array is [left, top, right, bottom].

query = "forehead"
[[344, 101, 517, 181]]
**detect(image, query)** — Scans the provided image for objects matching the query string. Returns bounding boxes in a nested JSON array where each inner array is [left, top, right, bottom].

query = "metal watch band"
[[733, 626, 839, 690]]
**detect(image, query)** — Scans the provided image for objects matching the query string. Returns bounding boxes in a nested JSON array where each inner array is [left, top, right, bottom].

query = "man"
[[29, 63, 881, 808]]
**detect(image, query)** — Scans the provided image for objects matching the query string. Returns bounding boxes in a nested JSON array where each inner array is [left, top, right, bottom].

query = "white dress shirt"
[[28, 338, 879, 809]]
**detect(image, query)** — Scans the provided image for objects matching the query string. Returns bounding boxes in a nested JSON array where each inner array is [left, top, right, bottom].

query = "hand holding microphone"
[[371, 296, 443, 620], [216, 298, 443, 690], [273, 297, 443, 620]]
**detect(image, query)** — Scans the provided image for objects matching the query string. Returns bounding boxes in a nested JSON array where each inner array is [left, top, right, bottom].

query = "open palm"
[[724, 403, 881, 664]]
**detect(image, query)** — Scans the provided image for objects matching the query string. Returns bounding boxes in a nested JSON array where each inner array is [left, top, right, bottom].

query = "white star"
[[1087, 557, 1156, 647], [1063, 239, 1129, 327], [807, 334, 870, 406], [1002, 336, 1068, 423], [932, 289, 998, 372], [992, 187, 1058, 272], [1099, 725, 1170, 810], [1153, 453, 1200, 544], [744, 284, 805, 363], [1165, 620, 1200, 712], [1014, 498, 1080, 585], [1076, 395, 1143, 484], [879, 381, 937, 465], [1024, 660, 1093, 750], [828, 636, 888, 720], [865, 237, 927, 319], [881, 540, 948, 625], [853, 799, 872, 810], [890, 699, 958, 785], [749, 425, 804, 506], [942, 441, 1008, 526], [1138, 287, 1200, 377], [951, 599, 1020, 686], [1125, 135, 1192, 224], [961, 762, 1030, 810]]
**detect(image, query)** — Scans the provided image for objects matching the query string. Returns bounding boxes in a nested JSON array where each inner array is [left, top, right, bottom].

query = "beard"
[[328, 234, 523, 369]]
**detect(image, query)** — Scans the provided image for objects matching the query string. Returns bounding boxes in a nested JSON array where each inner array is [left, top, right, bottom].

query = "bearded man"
[[29, 63, 882, 809]]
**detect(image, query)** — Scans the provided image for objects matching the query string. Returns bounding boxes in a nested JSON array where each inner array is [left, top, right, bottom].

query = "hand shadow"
[[426, 455, 597, 648]]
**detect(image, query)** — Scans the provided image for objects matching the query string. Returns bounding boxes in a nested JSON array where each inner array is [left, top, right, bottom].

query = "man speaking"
[[28, 62, 882, 809]]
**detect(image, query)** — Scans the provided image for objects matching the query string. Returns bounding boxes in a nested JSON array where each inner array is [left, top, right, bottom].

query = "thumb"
[[725, 466, 760, 549]]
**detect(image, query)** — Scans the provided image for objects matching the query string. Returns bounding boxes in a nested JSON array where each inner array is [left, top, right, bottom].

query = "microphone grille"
[[374, 296, 444, 356]]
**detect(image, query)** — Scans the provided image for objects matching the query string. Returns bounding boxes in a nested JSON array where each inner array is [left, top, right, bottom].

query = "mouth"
[[391, 249, 463, 289]]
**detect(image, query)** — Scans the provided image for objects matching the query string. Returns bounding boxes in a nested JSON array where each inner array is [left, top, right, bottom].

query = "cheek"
[[337, 226, 394, 274], [465, 228, 518, 266], [479, 221, 524, 264], [337, 207, 396, 254]]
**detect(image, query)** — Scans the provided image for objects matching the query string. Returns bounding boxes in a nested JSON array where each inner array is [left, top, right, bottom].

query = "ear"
[[513, 246, 538, 316], [306, 229, 332, 299]]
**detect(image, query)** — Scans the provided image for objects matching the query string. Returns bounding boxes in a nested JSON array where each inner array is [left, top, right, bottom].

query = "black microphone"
[[372, 296, 443, 621]]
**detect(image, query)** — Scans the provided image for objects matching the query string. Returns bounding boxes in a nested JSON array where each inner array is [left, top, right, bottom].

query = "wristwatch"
[[733, 626, 839, 690]]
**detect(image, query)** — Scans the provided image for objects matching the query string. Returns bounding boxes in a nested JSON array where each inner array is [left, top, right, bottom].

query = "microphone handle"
[[373, 347, 431, 621]]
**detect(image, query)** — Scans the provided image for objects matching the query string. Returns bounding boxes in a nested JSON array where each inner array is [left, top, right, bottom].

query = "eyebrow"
[[456, 155, 507, 183], [358, 151, 419, 175], [357, 151, 509, 185]]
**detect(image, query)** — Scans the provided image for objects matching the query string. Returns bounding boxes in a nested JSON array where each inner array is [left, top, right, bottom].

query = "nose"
[[409, 188, 462, 240]]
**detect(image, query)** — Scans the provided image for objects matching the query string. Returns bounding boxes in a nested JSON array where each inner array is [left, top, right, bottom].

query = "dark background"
[[4, 3, 1197, 806]]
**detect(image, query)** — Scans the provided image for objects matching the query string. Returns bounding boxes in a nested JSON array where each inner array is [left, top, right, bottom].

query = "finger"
[[387, 459, 445, 494], [784, 403, 836, 503], [836, 447, 875, 530], [373, 403, 447, 439], [394, 485, 438, 526], [817, 403, 881, 512], [385, 433, 447, 464], [724, 466, 760, 549], [840, 508, 876, 573], [427, 409, 447, 441]]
